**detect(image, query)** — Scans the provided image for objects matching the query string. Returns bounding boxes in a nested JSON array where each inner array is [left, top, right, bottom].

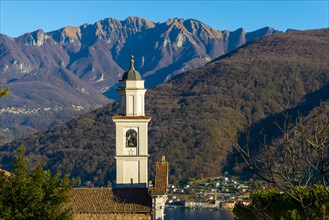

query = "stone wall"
[[74, 213, 151, 220]]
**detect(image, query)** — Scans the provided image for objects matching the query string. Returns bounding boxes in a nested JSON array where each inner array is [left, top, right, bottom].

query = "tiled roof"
[[70, 188, 152, 214]]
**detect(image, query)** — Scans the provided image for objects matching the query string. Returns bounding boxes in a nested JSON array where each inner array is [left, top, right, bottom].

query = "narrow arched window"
[[126, 129, 137, 148]]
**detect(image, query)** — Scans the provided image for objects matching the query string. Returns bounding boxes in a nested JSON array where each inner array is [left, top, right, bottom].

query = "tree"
[[0, 147, 78, 219], [233, 103, 329, 220], [234, 185, 329, 220]]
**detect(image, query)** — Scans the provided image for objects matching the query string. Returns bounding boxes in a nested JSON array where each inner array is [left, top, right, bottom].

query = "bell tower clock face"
[[126, 129, 138, 148]]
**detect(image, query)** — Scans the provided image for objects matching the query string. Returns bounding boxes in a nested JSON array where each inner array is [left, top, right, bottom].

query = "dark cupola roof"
[[122, 55, 142, 80]]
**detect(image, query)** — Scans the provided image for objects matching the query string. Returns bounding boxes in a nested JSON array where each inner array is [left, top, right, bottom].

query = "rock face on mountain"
[[0, 17, 277, 143], [1, 29, 328, 186], [1, 17, 277, 93]]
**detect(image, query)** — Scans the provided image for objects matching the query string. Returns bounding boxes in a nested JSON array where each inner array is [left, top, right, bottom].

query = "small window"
[[126, 129, 137, 148]]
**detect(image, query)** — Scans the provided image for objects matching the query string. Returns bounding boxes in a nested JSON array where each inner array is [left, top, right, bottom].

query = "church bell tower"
[[112, 55, 151, 188]]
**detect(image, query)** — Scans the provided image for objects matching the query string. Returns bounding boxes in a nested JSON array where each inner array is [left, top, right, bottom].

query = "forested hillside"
[[1, 29, 328, 185]]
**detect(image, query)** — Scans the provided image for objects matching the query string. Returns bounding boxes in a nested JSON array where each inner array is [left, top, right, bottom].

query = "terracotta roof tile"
[[70, 188, 152, 214]]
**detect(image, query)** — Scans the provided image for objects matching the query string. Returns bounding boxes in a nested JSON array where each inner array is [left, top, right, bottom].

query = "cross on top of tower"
[[130, 55, 135, 70]]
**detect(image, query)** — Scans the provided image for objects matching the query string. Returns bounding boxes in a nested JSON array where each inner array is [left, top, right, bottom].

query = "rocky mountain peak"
[[62, 26, 82, 42], [48, 26, 82, 47], [165, 17, 185, 27], [185, 19, 222, 39], [124, 16, 155, 28], [20, 29, 50, 47]]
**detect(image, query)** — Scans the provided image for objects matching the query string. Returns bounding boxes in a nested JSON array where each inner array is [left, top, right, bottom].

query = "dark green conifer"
[[0, 147, 78, 219]]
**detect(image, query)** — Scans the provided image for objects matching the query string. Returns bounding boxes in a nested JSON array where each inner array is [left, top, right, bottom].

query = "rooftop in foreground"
[[70, 188, 152, 214]]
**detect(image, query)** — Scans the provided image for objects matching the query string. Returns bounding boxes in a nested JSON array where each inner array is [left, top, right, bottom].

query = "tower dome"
[[122, 55, 142, 80]]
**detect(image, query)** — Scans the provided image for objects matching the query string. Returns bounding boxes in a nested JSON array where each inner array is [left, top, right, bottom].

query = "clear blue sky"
[[0, 0, 328, 38]]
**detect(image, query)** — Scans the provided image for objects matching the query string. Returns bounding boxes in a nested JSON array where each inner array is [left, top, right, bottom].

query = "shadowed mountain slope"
[[1, 28, 328, 185]]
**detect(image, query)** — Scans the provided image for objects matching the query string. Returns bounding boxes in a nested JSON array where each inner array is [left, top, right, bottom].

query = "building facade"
[[70, 56, 168, 220], [112, 56, 151, 187]]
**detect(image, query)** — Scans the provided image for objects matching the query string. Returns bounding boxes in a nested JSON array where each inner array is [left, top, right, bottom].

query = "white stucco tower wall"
[[112, 55, 151, 188]]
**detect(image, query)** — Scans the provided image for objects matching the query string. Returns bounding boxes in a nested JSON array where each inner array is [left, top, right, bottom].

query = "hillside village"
[[166, 175, 251, 211], [0, 105, 85, 114]]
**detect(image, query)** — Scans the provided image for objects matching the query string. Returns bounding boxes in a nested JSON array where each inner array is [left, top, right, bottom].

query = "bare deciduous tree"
[[234, 102, 329, 220]]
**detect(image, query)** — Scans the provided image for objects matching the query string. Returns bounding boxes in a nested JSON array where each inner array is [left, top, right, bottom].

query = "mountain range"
[[0, 17, 278, 143], [1, 28, 328, 185]]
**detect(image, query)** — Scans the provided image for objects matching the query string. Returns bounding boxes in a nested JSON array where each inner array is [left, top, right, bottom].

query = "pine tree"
[[0, 147, 78, 219]]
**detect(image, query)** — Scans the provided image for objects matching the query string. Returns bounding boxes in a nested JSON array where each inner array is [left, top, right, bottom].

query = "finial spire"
[[129, 55, 135, 70]]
